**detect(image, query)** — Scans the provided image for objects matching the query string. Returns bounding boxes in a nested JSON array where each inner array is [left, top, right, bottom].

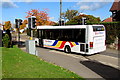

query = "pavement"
[[14, 33, 120, 80]]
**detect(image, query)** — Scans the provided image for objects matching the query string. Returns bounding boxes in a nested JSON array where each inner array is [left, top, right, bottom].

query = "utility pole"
[[60, 0, 62, 26]]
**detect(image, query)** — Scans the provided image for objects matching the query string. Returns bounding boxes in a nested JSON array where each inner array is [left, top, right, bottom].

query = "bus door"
[[38, 30, 43, 47], [77, 29, 88, 53]]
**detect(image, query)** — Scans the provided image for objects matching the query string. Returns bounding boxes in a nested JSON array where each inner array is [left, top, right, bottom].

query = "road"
[[13, 33, 120, 80]]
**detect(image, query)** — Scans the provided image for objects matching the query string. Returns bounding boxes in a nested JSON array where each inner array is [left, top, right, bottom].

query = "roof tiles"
[[110, 0, 120, 11]]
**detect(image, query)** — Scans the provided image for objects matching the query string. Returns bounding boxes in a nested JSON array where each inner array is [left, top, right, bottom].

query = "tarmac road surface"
[[18, 33, 120, 80]]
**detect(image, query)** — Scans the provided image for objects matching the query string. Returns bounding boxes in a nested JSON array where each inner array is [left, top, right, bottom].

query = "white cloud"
[[1, 0, 34, 8], [2, 2, 18, 8], [79, 5, 90, 10], [76, 1, 109, 11], [1, 0, 18, 8], [0, 0, 114, 9]]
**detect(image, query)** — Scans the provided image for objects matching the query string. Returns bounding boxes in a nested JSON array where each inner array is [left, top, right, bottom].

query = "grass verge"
[[2, 46, 84, 79]]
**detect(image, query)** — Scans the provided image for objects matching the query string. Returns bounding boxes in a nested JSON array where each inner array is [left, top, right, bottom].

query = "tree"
[[2, 34, 10, 48], [66, 14, 101, 25], [48, 21, 57, 25], [87, 15, 101, 23], [26, 9, 50, 26], [20, 20, 27, 29], [4, 21, 11, 30], [61, 9, 79, 21]]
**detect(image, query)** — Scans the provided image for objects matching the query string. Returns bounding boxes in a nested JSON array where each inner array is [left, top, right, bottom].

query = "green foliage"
[[87, 15, 101, 23], [2, 34, 10, 48], [89, 22, 120, 44], [66, 14, 101, 25], [2, 46, 83, 79], [104, 22, 120, 44], [65, 22, 79, 25], [62, 9, 79, 21]]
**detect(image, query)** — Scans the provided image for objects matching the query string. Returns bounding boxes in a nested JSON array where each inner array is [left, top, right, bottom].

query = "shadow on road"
[[80, 60, 120, 80]]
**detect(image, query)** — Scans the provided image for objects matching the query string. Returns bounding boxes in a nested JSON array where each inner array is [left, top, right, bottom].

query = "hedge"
[[88, 22, 120, 44]]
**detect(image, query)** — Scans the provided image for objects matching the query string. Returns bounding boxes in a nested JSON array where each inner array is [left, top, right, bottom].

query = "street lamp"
[[60, 0, 62, 26]]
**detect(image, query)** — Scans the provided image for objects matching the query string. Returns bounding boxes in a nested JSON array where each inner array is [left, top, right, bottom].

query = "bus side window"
[[50, 29, 55, 40], [74, 29, 85, 43]]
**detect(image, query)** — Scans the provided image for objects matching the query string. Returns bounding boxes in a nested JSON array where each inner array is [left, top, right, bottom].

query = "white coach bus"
[[35, 25, 106, 55]]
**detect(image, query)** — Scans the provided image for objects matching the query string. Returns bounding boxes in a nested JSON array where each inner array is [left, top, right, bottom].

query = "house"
[[110, 0, 120, 21], [102, 17, 113, 22]]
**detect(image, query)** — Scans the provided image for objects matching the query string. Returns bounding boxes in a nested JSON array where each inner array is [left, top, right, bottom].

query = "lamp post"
[[60, 0, 62, 26]]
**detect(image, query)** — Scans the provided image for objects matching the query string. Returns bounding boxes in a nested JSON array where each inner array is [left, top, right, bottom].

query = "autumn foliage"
[[4, 21, 11, 30], [20, 20, 27, 29], [26, 9, 52, 26]]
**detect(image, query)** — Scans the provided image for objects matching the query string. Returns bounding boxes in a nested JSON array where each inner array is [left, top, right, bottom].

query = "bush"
[[2, 34, 10, 48]]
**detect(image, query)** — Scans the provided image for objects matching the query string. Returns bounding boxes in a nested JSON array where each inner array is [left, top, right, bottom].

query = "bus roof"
[[36, 25, 104, 29]]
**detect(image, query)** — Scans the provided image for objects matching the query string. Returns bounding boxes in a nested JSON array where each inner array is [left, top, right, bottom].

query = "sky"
[[1, 0, 114, 24]]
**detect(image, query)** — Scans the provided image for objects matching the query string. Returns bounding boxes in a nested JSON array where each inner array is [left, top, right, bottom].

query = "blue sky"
[[1, 1, 113, 23]]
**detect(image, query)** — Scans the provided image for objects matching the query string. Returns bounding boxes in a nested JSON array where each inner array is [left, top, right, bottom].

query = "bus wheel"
[[64, 46, 71, 53]]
